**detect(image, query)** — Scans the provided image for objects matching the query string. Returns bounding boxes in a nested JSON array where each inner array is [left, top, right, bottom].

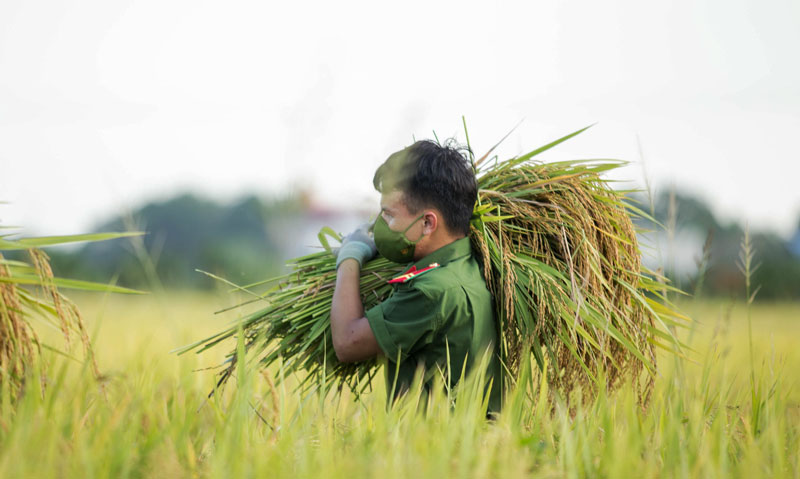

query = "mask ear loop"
[[402, 213, 427, 243]]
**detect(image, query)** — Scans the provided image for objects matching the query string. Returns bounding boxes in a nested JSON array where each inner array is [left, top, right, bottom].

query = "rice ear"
[[0, 248, 107, 403]]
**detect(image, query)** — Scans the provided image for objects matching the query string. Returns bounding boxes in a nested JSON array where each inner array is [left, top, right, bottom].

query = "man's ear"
[[422, 211, 438, 235]]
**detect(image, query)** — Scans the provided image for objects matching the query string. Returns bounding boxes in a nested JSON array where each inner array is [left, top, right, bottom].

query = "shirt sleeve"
[[365, 284, 439, 362]]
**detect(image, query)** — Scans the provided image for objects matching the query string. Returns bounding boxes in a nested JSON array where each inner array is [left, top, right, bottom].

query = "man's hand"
[[335, 223, 377, 269]]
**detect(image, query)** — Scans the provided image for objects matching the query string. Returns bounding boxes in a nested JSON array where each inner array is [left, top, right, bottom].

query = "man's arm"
[[330, 259, 381, 362]]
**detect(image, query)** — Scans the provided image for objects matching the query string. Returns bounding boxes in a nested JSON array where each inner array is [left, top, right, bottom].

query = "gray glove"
[[335, 223, 377, 269]]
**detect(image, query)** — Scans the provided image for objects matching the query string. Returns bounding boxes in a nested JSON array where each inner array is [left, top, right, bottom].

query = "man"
[[330, 139, 502, 414]]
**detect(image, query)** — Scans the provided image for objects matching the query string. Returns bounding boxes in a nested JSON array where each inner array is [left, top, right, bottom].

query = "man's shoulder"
[[408, 254, 484, 297]]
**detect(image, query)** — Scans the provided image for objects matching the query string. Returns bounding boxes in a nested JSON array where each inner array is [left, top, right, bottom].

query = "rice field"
[[0, 291, 796, 478]]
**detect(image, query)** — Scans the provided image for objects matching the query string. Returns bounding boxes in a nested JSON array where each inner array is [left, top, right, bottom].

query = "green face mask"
[[372, 213, 425, 264]]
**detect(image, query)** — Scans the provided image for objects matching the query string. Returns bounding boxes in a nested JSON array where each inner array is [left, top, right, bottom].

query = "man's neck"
[[412, 233, 465, 262]]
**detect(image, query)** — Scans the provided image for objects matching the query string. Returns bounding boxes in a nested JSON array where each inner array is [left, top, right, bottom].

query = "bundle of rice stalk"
[[180, 125, 687, 403]]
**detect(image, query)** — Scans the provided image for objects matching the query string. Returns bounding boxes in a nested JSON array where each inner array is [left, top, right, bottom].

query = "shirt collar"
[[408, 236, 472, 271]]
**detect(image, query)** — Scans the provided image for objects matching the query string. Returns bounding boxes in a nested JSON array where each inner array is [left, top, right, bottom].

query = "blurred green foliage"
[[635, 190, 800, 300], [35, 189, 800, 299], [47, 193, 305, 289]]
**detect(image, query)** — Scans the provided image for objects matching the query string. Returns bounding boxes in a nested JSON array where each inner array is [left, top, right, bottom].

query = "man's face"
[[378, 190, 425, 242]]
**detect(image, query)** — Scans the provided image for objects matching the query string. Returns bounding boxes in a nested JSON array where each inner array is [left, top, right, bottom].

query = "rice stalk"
[[0, 231, 144, 406], [0, 254, 37, 402]]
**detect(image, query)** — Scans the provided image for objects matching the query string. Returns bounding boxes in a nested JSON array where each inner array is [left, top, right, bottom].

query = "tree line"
[[39, 190, 800, 300]]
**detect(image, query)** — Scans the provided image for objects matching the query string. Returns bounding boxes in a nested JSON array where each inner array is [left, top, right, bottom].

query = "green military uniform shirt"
[[365, 237, 502, 413]]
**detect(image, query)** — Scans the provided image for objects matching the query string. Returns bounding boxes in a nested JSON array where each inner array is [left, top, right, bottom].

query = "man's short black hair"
[[373, 139, 477, 236]]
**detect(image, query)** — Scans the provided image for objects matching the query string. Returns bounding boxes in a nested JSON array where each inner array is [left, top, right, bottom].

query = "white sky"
[[1, 0, 799, 237]]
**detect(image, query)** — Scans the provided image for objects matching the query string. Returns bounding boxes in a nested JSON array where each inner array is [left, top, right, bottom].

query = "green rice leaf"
[[0, 232, 144, 250], [0, 274, 146, 294]]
